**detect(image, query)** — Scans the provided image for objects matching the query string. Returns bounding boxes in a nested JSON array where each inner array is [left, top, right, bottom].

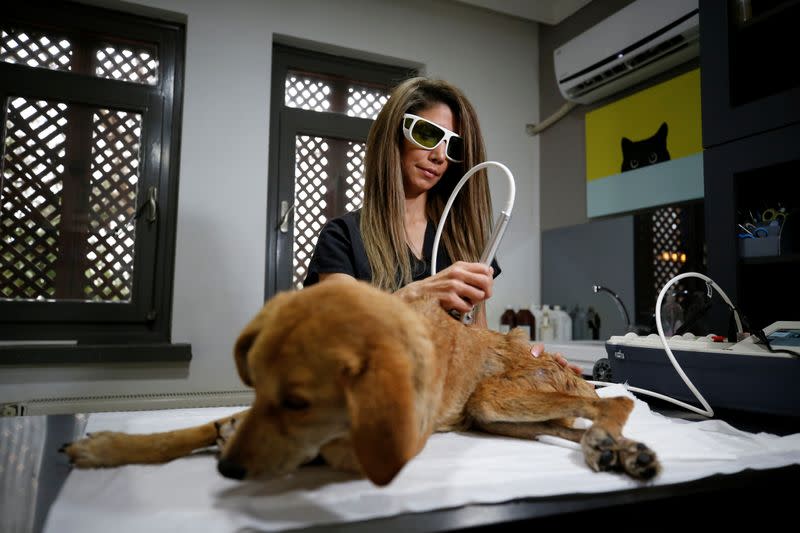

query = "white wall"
[[0, 0, 540, 402]]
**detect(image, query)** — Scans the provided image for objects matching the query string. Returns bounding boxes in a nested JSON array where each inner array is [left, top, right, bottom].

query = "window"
[[0, 2, 186, 362], [266, 45, 413, 296], [634, 202, 706, 332]]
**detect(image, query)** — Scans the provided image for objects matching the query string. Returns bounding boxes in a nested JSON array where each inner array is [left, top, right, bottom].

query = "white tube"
[[591, 271, 743, 418]]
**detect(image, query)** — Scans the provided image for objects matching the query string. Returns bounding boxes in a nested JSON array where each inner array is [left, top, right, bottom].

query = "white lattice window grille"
[[344, 142, 366, 212], [292, 135, 329, 290], [1, 28, 158, 86], [284, 71, 391, 119], [652, 206, 686, 295], [1, 96, 143, 303], [95, 45, 158, 86], [291, 136, 369, 290], [85, 109, 142, 302], [285, 73, 332, 112], [0, 28, 72, 71], [1, 97, 67, 300], [347, 86, 389, 119]]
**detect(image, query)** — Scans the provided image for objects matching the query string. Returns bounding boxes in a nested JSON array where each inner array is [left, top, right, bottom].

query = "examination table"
[[3, 384, 799, 532]]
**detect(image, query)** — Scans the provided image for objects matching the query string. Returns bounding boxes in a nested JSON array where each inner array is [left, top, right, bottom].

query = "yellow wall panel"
[[585, 69, 702, 182]]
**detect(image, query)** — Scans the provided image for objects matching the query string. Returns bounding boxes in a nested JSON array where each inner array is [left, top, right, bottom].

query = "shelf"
[[740, 253, 800, 265]]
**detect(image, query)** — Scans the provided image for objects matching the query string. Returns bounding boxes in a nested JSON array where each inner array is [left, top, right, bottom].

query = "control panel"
[[607, 321, 800, 358]]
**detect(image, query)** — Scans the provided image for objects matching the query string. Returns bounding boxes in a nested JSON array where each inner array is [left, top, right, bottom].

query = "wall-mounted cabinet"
[[700, 0, 800, 148], [701, 0, 800, 333], [704, 123, 800, 332]]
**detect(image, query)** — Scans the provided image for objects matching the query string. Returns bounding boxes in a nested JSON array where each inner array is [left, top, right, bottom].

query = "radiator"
[[2, 390, 254, 416]]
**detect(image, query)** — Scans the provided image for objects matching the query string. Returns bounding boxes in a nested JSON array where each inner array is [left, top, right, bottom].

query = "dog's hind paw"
[[581, 426, 660, 480], [618, 439, 660, 480], [582, 426, 621, 472]]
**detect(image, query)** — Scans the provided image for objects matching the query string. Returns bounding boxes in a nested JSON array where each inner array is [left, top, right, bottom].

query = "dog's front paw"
[[214, 418, 237, 453], [60, 432, 129, 468]]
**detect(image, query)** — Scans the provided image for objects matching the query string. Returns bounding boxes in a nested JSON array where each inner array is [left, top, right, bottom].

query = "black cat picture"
[[621, 122, 670, 172]]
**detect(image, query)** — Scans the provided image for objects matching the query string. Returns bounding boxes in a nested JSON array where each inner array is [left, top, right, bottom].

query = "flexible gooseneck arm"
[[592, 285, 632, 332], [430, 161, 516, 324]]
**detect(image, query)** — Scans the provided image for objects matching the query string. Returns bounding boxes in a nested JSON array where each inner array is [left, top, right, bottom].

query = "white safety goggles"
[[401, 113, 464, 163]]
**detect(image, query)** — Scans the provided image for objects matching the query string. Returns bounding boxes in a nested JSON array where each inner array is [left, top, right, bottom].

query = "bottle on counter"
[[515, 307, 536, 342], [587, 306, 601, 340], [540, 305, 555, 342], [499, 306, 516, 334], [531, 303, 543, 341], [571, 305, 589, 340], [553, 305, 572, 341]]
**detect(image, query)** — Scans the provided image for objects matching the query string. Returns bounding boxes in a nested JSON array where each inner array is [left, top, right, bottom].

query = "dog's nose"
[[217, 458, 247, 480]]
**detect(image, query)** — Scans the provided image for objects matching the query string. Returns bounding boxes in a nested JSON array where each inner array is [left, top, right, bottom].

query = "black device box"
[[605, 340, 800, 417]]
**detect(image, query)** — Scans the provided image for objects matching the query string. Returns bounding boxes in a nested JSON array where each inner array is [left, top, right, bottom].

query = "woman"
[[304, 77, 496, 326], [303, 76, 580, 373]]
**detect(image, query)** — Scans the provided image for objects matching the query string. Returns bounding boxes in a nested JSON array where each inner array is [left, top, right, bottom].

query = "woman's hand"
[[530, 343, 583, 376], [395, 261, 494, 314]]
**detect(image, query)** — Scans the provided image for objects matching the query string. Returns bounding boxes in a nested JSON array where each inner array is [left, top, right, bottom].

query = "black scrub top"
[[303, 210, 500, 288]]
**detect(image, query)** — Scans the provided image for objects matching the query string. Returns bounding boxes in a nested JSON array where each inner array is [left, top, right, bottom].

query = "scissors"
[[738, 223, 768, 239], [761, 208, 786, 225]]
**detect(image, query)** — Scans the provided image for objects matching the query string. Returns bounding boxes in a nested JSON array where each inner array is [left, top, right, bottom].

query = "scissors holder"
[[739, 234, 780, 258]]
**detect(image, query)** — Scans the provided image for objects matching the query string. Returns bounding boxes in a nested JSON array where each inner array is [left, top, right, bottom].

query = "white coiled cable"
[[590, 271, 743, 417]]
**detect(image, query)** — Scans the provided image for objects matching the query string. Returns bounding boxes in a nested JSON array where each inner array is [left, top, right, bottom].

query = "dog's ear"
[[233, 318, 259, 387], [342, 342, 419, 486], [233, 291, 296, 387]]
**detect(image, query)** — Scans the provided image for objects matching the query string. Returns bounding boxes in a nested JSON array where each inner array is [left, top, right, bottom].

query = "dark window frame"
[[0, 2, 187, 362], [266, 44, 415, 299]]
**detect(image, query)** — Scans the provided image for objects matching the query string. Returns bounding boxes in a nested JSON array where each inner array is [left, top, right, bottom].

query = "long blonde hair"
[[361, 77, 493, 292]]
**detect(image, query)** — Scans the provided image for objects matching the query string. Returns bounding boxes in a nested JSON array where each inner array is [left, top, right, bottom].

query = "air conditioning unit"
[[554, 0, 699, 105]]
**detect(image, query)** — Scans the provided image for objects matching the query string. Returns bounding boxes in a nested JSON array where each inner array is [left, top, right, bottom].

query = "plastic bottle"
[[587, 306, 601, 340], [554, 305, 572, 341], [661, 291, 684, 337], [542, 304, 553, 340], [530, 304, 543, 341], [572, 305, 588, 340], [499, 306, 516, 334], [540, 305, 554, 342], [515, 308, 536, 342]]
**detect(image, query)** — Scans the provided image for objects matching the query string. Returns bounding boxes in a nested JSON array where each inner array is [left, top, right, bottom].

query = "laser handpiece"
[[430, 161, 516, 325]]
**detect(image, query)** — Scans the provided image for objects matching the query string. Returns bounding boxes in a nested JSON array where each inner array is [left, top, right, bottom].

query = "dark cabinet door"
[[700, 0, 800, 148], [704, 122, 800, 332]]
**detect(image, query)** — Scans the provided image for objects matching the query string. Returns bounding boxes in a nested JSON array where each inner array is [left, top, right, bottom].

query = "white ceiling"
[[452, 0, 593, 25]]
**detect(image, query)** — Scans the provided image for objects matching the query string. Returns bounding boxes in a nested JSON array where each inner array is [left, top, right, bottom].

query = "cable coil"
[[589, 272, 743, 417]]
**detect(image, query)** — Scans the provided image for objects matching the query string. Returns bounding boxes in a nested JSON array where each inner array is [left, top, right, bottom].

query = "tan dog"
[[62, 279, 660, 485]]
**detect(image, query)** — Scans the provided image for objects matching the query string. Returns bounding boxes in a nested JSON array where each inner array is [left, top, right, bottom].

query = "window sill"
[[0, 343, 192, 365]]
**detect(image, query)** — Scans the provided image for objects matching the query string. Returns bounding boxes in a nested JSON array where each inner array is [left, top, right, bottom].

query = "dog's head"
[[218, 279, 437, 486]]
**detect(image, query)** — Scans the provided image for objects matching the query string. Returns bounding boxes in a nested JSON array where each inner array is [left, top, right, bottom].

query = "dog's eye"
[[282, 395, 310, 411]]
